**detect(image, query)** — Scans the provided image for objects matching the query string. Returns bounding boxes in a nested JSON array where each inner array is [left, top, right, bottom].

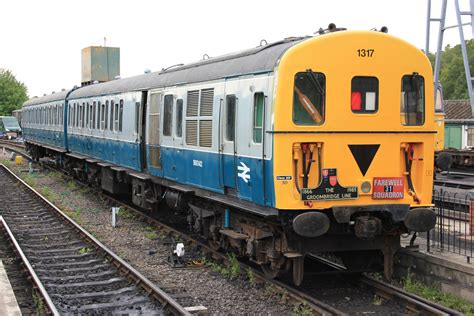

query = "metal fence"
[[425, 188, 473, 262]]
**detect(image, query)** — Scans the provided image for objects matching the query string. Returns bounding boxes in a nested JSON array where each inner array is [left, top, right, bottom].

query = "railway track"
[[0, 145, 464, 315], [306, 255, 462, 315], [0, 221, 38, 314], [0, 164, 191, 315]]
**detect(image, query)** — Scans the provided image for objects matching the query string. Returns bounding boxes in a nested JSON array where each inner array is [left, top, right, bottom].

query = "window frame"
[[350, 76, 379, 114], [252, 92, 265, 144], [163, 94, 174, 137], [292, 71, 326, 126]]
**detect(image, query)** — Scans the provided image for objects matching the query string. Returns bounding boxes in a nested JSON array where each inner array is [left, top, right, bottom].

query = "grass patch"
[[202, 253, 241, 279], [144, 226, 158, 239], [292, 301, 312, 316], [79, 247, 91, 254], [247, 268, 257, 287], [118, 207, 136, 219], [32, 289, 45, 314], [64, 208, 82, 224], [403, 271, 474, 314], [22, 173, 38, 186], [66, 180, 78, 190]]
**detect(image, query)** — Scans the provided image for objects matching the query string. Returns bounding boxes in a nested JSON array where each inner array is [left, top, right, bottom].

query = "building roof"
[[444, 100, 473, 122]]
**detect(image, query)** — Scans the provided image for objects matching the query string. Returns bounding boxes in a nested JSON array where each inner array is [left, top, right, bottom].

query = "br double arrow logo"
[[237, 162, 251, 183]]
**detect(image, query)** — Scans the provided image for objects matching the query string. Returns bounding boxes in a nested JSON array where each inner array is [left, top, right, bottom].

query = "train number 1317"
[[357, 49, 374, 57]]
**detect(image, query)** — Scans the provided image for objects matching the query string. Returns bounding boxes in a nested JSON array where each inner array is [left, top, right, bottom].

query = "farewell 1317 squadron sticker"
[[301, 168, 358, 201]]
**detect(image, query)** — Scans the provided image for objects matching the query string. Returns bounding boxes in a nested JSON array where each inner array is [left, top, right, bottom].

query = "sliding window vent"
[[186, 120, 198, 146], [186, 90, 199, 117], [200, 88, 214, 116], [199, 120, 212, 147]]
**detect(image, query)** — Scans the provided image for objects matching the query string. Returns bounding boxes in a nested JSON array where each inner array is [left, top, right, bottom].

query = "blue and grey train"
[[22, 28, 437, 285]]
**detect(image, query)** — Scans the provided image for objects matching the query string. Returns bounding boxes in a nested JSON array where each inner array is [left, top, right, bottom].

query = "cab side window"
[[401, 74, 425, 126], [293, 71, 325, 125]]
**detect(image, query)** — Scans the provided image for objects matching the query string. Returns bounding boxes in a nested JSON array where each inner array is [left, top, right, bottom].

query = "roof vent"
[[62, 88, 66, 91], [114, 75, 121, 80], [93, 80, 99, 84], [52, 91, 55, 94], [43, 94, 47, 96], [144, 69, 151, 74]]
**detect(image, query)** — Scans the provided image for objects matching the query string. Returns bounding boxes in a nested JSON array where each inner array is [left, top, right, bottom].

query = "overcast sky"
[[1, 0, 471, 98]]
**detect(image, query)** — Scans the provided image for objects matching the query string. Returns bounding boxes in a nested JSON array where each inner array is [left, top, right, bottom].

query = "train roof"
[[23, 37, 306, 106]]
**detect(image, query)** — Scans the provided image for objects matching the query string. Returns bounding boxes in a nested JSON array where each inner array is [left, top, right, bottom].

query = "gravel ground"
[[0, 155, 294, 315]]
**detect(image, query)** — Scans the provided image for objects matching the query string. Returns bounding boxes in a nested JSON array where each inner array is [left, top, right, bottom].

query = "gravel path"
[[1, 156, 294, 315]]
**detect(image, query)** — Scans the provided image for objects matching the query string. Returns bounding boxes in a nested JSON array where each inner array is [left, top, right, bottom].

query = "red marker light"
[[351, 91, 362, 111]]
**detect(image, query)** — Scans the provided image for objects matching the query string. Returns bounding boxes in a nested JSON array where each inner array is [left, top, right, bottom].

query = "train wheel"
[[261, 258, 290, 279]]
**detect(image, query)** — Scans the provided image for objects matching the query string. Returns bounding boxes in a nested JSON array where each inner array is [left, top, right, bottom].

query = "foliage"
[[0, 69, 28, 115], [403, 271, 474, 314], [429, 39, 474, 100]]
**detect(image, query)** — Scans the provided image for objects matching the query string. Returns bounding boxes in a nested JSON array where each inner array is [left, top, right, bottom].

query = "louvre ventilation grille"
[[186, 90, 199, 116], [200, 88, 214, 116], [186, 120, 198, 146], [199, 120, 212, 147]]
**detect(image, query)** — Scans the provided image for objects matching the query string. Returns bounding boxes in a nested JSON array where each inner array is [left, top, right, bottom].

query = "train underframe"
[[27, 143, 435, 285]]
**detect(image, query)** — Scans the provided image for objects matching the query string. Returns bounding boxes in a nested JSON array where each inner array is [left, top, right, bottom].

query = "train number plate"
[[372, 177, 404, 199]]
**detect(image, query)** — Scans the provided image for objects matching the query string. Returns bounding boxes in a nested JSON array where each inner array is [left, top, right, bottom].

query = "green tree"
[[430, 39, 474, 100], [0, 69, 28, 115]]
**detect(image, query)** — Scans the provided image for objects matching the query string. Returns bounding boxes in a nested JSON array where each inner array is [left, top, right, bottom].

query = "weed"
[[373, 294, 383, 306], [247, 268, 257, 287], [293, 301, 312, 316], [49, 171, 63, 179], [79, 247, 91, 254], [66, 180, 78, 190], [118, 207, 135, 219], [65, 208, 82, 223], [226, 253, 240, 279], [22, 173, 37, 186], [403, 271, 474, 314], [32, 289, 45, 314], [144, 227, 158, 239]]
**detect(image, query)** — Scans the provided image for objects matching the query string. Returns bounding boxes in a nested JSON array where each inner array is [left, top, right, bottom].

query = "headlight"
[[361, 181, 371, 193]]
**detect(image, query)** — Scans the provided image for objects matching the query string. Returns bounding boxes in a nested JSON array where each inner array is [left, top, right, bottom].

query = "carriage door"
[[146, 91, 162, 171], [221, 79, 239, 192], [139, 91, 148, 170]]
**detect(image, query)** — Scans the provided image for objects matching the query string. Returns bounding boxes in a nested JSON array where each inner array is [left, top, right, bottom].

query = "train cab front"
[[272, 30, 437, 284]]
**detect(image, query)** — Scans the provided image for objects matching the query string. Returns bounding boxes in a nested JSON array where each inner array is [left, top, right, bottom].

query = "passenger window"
[[401, 74, 425, 126], [176, 99, 183, 138], [253, 92, 264, 143], [93, 102, 97, 129], [100, 102, 105, 130], [351, 77, 379, 113], [293, 71, 325, 125], [114, 101, 119, 131], [225, 95, 236, 141], [135, 102, 140, 134], [86, 103, 90, 128], [119, 99, 123, 132], [110, 100, 115, 130], [163, 94, 173, 136], [105, 101, 109, 130], [96, 101, 100, 129]]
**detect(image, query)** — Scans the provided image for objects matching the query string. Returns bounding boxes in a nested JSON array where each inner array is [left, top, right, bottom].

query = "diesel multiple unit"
[[22, 28, 436, 285]]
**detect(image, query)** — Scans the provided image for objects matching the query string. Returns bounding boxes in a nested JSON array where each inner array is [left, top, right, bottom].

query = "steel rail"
[[0, 216, 60, 315], [0, 164, 191, 316], [308, 254, 462, 316], [100, 192, 342, 315]]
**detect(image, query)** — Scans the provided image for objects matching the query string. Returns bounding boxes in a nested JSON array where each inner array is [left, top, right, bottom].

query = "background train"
[[0, 116, 22, 139], [21, 26, 437, 285]]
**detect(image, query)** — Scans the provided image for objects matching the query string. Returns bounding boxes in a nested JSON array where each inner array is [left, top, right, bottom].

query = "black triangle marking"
[[348, 145, 380, 176]]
